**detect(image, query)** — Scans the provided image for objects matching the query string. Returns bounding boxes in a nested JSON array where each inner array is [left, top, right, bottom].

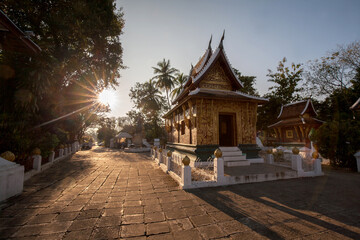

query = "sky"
[[109, 0, 360, 117]]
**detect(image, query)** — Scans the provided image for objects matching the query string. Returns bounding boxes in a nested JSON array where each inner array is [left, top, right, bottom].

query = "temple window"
[[286, 130, 293, 138]]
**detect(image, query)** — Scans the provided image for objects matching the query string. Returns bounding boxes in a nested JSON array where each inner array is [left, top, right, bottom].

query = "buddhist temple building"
[[163, 33, 268, 164], [268, 99, 323, 148]]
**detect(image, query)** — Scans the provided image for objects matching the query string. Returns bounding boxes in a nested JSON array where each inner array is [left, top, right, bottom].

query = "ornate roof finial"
[[191, 63, 194, 70], [208, 35, 212, 50], [219, 29, 225, 49]]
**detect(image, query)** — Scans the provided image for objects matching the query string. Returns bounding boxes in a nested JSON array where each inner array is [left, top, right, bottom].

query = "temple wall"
[[166, 111, 197, 145], [196, 98, 257, 145]]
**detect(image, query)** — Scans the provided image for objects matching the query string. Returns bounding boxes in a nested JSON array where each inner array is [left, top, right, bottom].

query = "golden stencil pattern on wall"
[[196, 99, 257, 145], [199, 61, 232, 91], [240, 102, 257, 144]]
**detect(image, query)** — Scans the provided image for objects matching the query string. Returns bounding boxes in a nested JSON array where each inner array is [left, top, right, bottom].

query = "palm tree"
[[151, 59, 178, 107], [142, 79, 163, 111], [171, 73, 188, 100]]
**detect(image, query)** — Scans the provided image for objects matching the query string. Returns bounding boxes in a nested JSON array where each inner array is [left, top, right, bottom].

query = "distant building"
[[163, 33, 267, 163], [268, 99, 323, 148]]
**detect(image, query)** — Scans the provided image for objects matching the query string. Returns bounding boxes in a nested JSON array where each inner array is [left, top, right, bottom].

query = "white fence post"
[[59, 148, 64, 158], [265, 154, 274, 164], [291, 154, 304, 176], [33, 155, 42, 171], [312, 151, 323, 175], [166, 151, 171, 173], [49, 151, 55, 163], [214, 149, 225, 183], [354, 151, 360, 172], [158, 149, 162, 165], [181, 156, 191, 188], [314, 158, 322, 175]]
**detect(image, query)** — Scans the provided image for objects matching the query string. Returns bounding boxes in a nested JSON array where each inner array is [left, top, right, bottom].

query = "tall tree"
[[129, 80, 167, 141], [257, 58, 303, 132], [232, 68, 259, 96], [305, 41, 360, 97], [267, 57, 303, 104], [151, 59, 178, 107], [311, 68, 360, 169], [171, 73, 188, 99], [0, 0, 124, 158]]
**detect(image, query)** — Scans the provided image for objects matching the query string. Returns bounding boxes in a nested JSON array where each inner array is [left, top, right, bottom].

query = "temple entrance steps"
[[220, 147, 250, 167]]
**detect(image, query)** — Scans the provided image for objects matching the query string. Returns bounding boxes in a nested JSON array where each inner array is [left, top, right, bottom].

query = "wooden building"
[[0, 10, 41, 54], [268, 99, 323, 148], [163, 34, 268, 163]]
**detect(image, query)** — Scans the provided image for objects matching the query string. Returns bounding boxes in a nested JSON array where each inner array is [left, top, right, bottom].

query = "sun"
[[98, 89, 117, 109]]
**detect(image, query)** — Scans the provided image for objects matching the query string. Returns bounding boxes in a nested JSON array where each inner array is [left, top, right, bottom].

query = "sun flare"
[[98, 89, 117, 109]]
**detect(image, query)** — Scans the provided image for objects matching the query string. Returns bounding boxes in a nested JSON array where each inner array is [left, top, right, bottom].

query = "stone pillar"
[[64, 148, 68, 156], [33, 155, 42, 171], [166, 151, 172, 172], [181, 156, 191, 188], [354, 151, 360, 172], [49, 151, 55, 163], [213, 149, 224, 183], [291, 154, 304, 176], [158, 149, 162, 165], [152, 147, 157, 160]]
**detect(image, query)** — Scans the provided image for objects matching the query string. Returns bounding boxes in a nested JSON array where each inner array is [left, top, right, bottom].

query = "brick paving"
[[0, 147, 360, 239]]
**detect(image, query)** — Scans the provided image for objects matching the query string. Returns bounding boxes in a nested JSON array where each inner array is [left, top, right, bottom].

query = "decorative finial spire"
[[219, 30, 225, 49], [191, 63, 194, 69], [208, 35, 212, 50]]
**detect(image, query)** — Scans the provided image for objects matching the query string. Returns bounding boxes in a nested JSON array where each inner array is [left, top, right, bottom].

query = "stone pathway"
[[0, 147, 359, 239]]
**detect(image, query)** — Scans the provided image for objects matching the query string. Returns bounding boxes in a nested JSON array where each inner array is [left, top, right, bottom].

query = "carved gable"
[[199, 61, 232, 91]]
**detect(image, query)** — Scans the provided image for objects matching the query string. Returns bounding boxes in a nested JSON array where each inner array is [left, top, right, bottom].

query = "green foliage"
[[311, 68, 360, 170], [36, 133, 60, 158], [257, 58, 303, 134], [97, 117, 117, 147], [267, 57, 303, 103], [171, 73, 188, 99], [313, 120, 360, 169], [128, 80, 168, 141], [232, 68, 259, 96], [0, 0, 124, 159]]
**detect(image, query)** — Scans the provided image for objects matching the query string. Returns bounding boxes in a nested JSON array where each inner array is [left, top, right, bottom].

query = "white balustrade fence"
[[265, 152, 323, 177], [151, 147, 223, 189]]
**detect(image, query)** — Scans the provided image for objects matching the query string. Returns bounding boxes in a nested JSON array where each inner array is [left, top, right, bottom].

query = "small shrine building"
[[163, 34, 268, 163], [268, 99, 323, 148]]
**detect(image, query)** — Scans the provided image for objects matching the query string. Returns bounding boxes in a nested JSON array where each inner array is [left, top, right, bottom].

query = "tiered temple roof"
[[268, 99, 323, 128], [165, 32, 267, 117]]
